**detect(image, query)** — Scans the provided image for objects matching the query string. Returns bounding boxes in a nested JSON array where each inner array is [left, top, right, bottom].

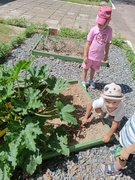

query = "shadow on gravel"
[[118, 116, 128, 132], [112, 0, 135, 5], [122, 160, 135, 179], [95, 82, 132, 94]]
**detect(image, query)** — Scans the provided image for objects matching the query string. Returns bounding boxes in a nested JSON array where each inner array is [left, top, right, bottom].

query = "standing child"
[[100, 113, 135, 177], [81, 83, 125, 142], [82, 6, 112, 89]]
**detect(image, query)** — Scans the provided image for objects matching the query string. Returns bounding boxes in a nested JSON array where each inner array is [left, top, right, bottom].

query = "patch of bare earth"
[[46, 82, 109, 146], [36, 36, 85, 58]]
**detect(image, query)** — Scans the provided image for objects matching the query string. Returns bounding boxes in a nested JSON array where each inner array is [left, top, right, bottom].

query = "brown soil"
[[46, 82, 109, 146], [36, 36, 85, 58]]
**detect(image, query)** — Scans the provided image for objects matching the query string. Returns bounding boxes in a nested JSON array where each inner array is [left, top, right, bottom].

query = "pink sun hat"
[[96, 6, 112, 25]]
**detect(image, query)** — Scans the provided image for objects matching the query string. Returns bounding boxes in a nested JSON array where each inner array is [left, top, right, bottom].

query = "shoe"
[[100, 163, 122, 177], [82, 82, 86, 89], [89, 80, 95, 89]]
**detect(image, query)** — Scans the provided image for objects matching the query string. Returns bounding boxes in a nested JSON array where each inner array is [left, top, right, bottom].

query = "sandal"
[[100, 163, 122, 176]]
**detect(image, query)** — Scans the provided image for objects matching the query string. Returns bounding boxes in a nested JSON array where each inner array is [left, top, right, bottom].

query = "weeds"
[[0, 18, 48, 63], [61, 0, 111, 6]]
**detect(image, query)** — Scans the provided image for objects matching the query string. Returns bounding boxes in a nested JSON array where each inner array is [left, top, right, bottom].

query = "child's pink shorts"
[[82, 59, 101, 70]]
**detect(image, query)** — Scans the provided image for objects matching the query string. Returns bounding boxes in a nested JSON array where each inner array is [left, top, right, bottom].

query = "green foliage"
[[124, 46, 135, 62], [0, 18, 48, 63], [47, 126, 70, 155], [0, 18, 28, 28], [57, 27, 87, 39], [0, 58, 77, 179], [112, 36, 124, 48], [61, 0, 111, 6]]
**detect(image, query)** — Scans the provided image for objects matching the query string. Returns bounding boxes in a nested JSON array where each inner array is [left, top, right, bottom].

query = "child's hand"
[[102, 134, 110, 142], [83, 57, 88, 64], [115, 148, 129, 160], [81, 118, 87, 126]]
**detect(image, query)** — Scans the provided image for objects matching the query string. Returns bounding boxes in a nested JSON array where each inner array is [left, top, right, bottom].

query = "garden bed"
[[32, 35, 109, 67], [43, 81, 114, 160]]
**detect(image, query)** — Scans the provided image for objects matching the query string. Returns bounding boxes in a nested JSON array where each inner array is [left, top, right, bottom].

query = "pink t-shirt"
[[87, 25, 112, 61]]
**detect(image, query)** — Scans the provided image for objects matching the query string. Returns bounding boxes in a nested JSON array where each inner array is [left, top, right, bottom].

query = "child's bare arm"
[[104, 41, 110, 61], [126, 144, 135, 154], [83, 41, 91, 64], [116, 144, 135, 160], [81, 102, 93, 126], [103, 120, 119, 142]]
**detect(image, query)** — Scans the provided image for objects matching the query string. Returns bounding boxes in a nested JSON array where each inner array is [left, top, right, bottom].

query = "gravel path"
[[8, 34, 135, 180]]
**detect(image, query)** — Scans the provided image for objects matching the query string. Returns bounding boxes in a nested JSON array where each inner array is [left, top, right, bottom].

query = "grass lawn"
[[0, 24, 25, 43], [61, 0, 111, 6]]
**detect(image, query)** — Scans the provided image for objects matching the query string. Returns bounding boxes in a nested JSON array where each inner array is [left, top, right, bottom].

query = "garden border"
[[32, 35, 110, 67], [42, 80, 114, 160]]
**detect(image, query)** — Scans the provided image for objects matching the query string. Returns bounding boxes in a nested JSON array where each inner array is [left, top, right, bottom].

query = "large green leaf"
[[46, 76, 70, 94], [13, 58, 34, 76], [0, 151, 11, 180], [24, 87, 43, 109], [47, 126, 69, 156], [8, 137, 22, 168], [5, 58, 34, 83], [55, 101, 77, 125], [22, 123, 42, 152], [25, 153, 42, 175], [0, 83, 15, 102], [62, 112, 77, 125], [27, 64, 50, 84], [13, 98, 28, 115]]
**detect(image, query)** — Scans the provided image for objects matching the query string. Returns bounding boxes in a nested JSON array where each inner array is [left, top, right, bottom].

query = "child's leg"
[[82, 68, 88, 82], [90, 67, 95, 80], [89, 61, 100, 88], [89, 67, 95, 88], [114, 158, 126, 170]]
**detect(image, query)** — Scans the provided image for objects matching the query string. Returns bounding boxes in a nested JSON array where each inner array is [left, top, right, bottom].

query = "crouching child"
[[81, 82, 125, 142]]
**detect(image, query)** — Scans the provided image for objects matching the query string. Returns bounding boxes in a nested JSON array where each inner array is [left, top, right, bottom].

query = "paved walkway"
[[0, 0, 135, 51]]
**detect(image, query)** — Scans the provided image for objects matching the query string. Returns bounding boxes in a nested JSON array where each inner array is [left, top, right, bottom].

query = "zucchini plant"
[[0, 58, 77, 180]]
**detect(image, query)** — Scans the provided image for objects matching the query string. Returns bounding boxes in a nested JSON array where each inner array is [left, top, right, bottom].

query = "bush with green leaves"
[[0, 58, 77, 180]]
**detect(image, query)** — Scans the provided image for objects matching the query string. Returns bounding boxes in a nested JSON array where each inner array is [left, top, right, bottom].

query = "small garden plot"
[[36, 36, 85, 58], [32, 35, 109, 67]]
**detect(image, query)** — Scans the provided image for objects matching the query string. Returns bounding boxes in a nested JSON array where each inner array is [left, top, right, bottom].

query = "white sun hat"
[[100, 83, 124, 100]]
